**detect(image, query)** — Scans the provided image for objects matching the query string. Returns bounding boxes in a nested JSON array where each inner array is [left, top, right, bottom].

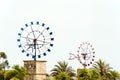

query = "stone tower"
[[24, 60, 47, 80]]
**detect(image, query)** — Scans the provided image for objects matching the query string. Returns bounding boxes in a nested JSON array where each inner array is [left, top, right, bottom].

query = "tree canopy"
[[0, 52, 9, 70], [50, 61, 76, 80]]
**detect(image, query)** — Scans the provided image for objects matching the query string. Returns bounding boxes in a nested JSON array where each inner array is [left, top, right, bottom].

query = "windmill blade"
[[68, 53, 76, 60]]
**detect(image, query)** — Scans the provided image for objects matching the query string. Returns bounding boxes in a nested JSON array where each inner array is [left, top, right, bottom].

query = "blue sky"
[[0, 0, 120, 73]]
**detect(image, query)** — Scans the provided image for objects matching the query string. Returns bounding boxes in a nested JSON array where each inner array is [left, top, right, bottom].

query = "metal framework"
[[69, 42, 95, 68], [17, 21, 54, 60], [17, 21, 54, 80]]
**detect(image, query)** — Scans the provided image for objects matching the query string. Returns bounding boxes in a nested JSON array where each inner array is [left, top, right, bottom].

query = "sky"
[[0, 0, 120, 73]]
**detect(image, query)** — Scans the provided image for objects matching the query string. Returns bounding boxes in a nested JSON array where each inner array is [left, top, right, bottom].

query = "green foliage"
[[0, 70, 4, 80], [12, 65, 26, 80], [77, 68, 100, 80], [4, 70, 17, 80], [0, 52, 7, 59], [92, 59, 113, 80], [0, 52, 9, 70], [46, 74, 51, 80], [10, 77, 20, 80], [90, 69, 100, 80], [55, 72, 70, 80], [109, 70, 120, 80], [4, 65, 26, 80], [50, 61, 76, 80], [77, 68, 91, 80]]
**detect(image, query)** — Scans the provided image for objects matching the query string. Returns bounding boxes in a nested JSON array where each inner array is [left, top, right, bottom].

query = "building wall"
[[24, 60, 47, 80]]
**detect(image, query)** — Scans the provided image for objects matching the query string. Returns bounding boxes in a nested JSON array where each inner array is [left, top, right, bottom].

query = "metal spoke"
[[17, 21, 54, 60], [30, 25, 36, 39]]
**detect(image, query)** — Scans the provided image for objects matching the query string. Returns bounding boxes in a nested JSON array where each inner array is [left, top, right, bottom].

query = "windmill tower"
[[24, 60, 46, 80], [17, 21, 54, 80]]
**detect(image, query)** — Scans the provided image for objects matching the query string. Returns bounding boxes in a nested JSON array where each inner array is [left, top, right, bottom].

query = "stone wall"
[[24, 60, 47, 80]]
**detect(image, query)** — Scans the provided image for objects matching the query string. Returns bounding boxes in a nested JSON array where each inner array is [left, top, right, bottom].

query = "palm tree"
[[77, 68, 91, 80], [50, 61, 76, 80], [109, 70, 120, 80], [90, 69, 100, 80], [55, 72, 70, 80], [77, 68, 100, 80], [92, 59, 112, 80]]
